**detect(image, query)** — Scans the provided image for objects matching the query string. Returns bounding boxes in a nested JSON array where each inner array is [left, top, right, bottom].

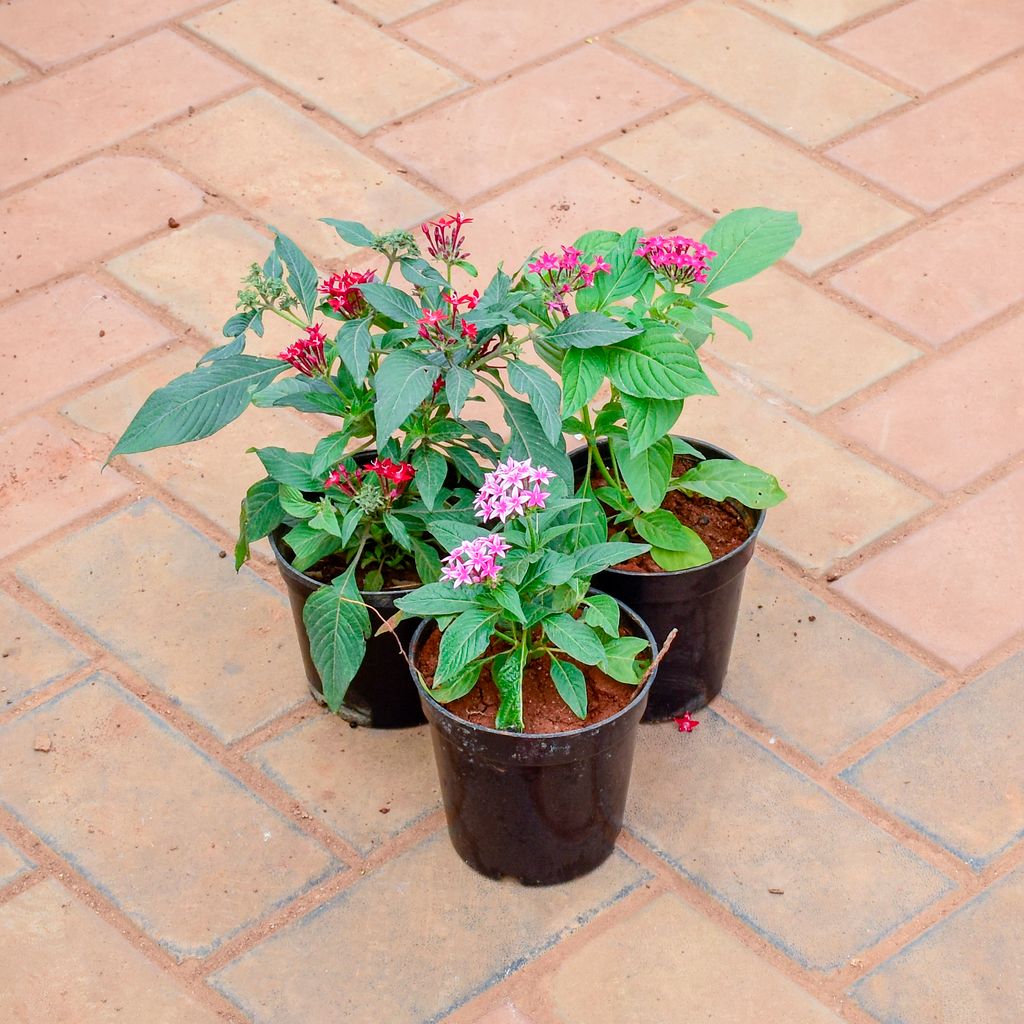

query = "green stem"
[[270, 306, 308, 329]]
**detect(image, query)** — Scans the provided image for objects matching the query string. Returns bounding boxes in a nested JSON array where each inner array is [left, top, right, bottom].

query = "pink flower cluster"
[[421, 213, 472, 264], [635, 235, 716, 286], [441, 534, 510, 588], [527, 246, 611, 316], [279, 324, 328, 377], [319, 269, 375, 318], [473, 458, 554, 523], [324, 458, 415, 500]]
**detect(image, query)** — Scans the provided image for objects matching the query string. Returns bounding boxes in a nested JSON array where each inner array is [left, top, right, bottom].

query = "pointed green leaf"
[[542, 614, 604, 666], [635, 510, 711, 567], [396, 582, 482, 617], [428, 661, 482, 703], [677, 458, 786, 508], [242, 478, 285, 542], [373, 350, 437, 448], [550, 657, 587, 720], [610, 434, 673, 513], [272, 228, 319, 319], [507, 361, 562, 444], [359, 282, 421, 324], [435, 609, 498, 686], [599, 635, 649, 684], [411, 446, 447, 511], [251, 376, 343, 415], [278, 484, 318, 520], [694, 208, 801, 297], [283, 523, 342, 572], [497, 390, 572, 484], [549, 311, 642, 349], [444, 366, 474, 417], [335, 317, 372, 381], [493, 647, 526, 731], [583, 594, 620, 637], [573, 541, 649, 577], [311, 432, 351, 477], [605, 330, 715, 401], [491, 582, 526, 624], [620, 393, 683, 456], [560, 347, 605, 415], [252, 447, 320, 490]]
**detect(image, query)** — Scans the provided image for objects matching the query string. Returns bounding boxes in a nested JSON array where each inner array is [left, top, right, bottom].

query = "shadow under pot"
[[409, 594, 658, 886], [269, 522, 426, 728], [571, 436, 765, 721]]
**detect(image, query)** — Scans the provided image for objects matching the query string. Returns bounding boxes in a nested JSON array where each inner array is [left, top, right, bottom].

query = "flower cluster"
[[527, 246, 611, 316], [319, 269, 375, 318], [324, 457, 415, 500], [421, 213, 472, 264], [635, 236, 716, 286], [473, 458, 554, 523], [278, 324, 328, 377], [441, 534, 510, 588], [417, 289, 479, 346]]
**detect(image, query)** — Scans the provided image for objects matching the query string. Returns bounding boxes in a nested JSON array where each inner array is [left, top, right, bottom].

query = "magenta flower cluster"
[[441, 534, 510, 588], [527, 246, 611, 316], [635, 235, 716, 286], [473, 458, 554, 523]]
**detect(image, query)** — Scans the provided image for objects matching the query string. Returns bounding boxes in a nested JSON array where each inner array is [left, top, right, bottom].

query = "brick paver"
[[1, 0, 1021, 1017]]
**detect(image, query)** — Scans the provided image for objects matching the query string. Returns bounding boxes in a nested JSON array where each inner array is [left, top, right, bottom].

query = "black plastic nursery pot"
[[410, 595, 658, 886], [270, 530, 424, 727], [571, 437, 765, 721]]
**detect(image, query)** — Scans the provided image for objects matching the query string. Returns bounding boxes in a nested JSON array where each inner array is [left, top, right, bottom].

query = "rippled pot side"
[[270, 529, 425, 728], [571, 437, 765, 720], [410, 595, 657, 885]]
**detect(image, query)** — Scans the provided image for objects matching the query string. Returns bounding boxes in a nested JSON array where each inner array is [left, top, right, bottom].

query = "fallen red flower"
[[674, 713, 700, 733]]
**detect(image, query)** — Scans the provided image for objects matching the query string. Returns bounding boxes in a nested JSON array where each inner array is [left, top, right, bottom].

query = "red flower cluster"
[[417, 290, 479, 347], [278, 324, 328, 377], [421, 213, 472, 264], [319, 268, 376, 318], [527, 245, 612, 316], [324, 458, 416, 501], [635, 236, 716, 286]]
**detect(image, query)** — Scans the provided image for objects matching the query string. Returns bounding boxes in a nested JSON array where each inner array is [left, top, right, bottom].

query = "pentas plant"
[[396, 461, 652, 732], [523, 208, 801, 570]]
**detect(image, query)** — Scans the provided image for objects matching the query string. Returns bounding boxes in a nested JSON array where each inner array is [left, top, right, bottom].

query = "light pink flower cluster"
[[527, 246, 611, 316], [279, 324, 328, 376], [473, 458, 554, 523], [635, 235, 716, 286], [441, 534, 510, 587]]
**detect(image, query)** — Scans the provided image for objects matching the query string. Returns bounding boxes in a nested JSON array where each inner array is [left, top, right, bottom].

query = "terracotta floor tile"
[[853, 864, 1024, 1023], [375, 45, 686, 199], [0, 0, 208, 69], [469, 1006, 537, 1024], [680, 371, 931, 571], [831, 175, 1024, 345], [601, 101, 913, 273], [0, 836, 32, 888], [464, 157, 682, 277], [828, 58, 1024, 211], [834, 465, 1024, 669], [0, 276, 173, 420], [0, 52, 24, 83], [831, 0, 1024, 93], [153, 89, 438, 262], [0, 31, 244, 189], [710, 267, 919, 412], [0, 155, 205, 302], [837, 313, 1024, 491], [0, 675, 334, 958], [0, 417, 132, 560], [187, 0, 463, 135], [0, 592, 87, 710], [0, 880, 222, 1022], [16, 501, 312, 742], [211, 832, 646, 1023], [628, 716, 951, 969], [618, 0, 906, 146], [347, 0, 436, 19], [404, 0, 665, 79], [743, 0, 895, 35]]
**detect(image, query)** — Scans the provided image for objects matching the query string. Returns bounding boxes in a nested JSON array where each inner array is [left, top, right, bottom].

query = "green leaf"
[[444, 366, 473, 417], [446, 446, 484, 487], [221, 309, 260, 340], [560, 347, 605, 415], [278, 484, 318, 519], [263, 248, 282, 280], [620, 393, 683, 456], [507, 361, 562, 445], [383, 510, 412, 550], [566, 477, 606, 549], [321, 218, 376, 248], [677, 458, 786, 508], [635, 510, 711, 566], [497, 390, 572, 485], [373, 350, 437, 449], [535, 550, 577, 586], [550, 657, 587, 720], [311, 432, 351, 477], [574, 541, 649, 577], [671, 436, 706, 460], [435, 609, 498, 686], [610, 434, 673, 513], [234, 501, 250, 571], [109, 356, 286, 459], [694, 208, 801, 297], [549, 312, 642, 349], [491, 582, 526, 624], [396, 582, 481, 617], [599, 636, 649, 685], [359, 282, 421, 324], [410, 537, 442, 583], [494, 646, 526, 731], [584, 594, 620, 637], [251, 377, 343, 415], [272, 228, 319, 320], [199, 336, 246, 364], [713, 307, 753, 340], [411, 446, 447, 511], [577, 228, 650, 312], [335, 317, 372, 381], [650, 545, 712, 570], [302, 567, 371, 711], [284, 523, 342, 572], [310, 500, 342, 537], [242, 478, 285, 542], [604, 330, 716, 401], [340, 506, 363, 545], [427, 518, 490, 550], [542, 614, 605, 666], [252, 447, 320, 490], [400, 257, 449, 289], [429, 662, 482, 703], [572, 228, 620, 255]]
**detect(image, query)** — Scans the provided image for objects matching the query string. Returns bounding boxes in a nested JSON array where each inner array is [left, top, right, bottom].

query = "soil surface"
[[286, 545, 421, 591], [416, 627, 642, 733], [594, 456, 752, 573]]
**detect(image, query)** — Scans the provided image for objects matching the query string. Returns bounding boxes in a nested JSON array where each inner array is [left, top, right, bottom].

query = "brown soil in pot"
[[593, 456, 751, 573], [289, 548, 420, 591], [416, 627, 643, 734]]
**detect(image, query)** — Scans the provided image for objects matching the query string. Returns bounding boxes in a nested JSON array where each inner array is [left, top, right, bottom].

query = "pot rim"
[[409, 589, 659, 741], [572, 433, 767, 580]]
